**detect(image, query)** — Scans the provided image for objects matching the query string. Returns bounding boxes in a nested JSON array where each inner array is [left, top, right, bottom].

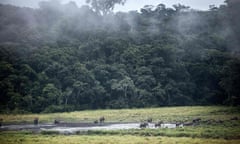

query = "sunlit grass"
[[0, 106, 239, 123], [82, 123, 240, 139], [0, 132, 240, 144], [0, 106, 239, 143]]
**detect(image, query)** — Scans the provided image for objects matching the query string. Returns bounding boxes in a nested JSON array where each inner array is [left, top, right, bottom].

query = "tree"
[[86, 0, 126, 15], [173, 4, 190, 12], [224, 0, 240, 53], [0, 1, 239, 112], [62, 87, 73, 105], [42, 83, 62, 106], [111, 76, 136, 106], [140, 5, 155, 15], [152, 83, 167, 106], [220, 59, 240, 105], [72, 81, 88, 104]]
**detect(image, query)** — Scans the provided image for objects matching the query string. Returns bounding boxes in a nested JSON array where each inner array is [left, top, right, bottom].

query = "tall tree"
[[86, 0, 126, 15]]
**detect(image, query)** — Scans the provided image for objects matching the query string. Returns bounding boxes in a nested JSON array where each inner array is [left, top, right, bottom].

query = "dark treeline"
[[0, 0, 240, 113]]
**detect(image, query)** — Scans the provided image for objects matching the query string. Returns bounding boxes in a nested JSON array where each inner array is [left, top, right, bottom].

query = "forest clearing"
[[0, 0, 240, 143], [1, 106, 240, 144]]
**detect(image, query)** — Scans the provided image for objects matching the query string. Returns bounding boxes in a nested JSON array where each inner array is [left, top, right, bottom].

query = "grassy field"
[[0, 106, 240, 144], [1, 131, 240, 144], [0, 106, 239, 123]]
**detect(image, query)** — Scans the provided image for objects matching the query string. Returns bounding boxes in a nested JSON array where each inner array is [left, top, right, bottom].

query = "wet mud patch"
[[0, 122, 143, 134]]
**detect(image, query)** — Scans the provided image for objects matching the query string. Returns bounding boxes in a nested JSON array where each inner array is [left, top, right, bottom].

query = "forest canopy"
[[0, 0, 239, 113]]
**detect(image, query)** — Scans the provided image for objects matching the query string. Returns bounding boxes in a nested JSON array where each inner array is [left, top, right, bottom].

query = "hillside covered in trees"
[[0, 0, 239, 113]]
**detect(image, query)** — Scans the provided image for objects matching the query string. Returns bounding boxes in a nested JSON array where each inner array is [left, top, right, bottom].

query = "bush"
[[42, 105, 74, 113], [41, 130, 59, 135]]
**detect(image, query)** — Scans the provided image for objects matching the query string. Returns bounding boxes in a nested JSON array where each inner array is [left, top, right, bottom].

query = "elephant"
[[140, 122, 148, 128], [147, 118, 153, 123], [54, 119, 60, 124], [94, 120, 98, 124], [34, 117, 38, 125], [154, 121, 163, 128], [99, 117, 105, 123], [0, 118, 3, 127]]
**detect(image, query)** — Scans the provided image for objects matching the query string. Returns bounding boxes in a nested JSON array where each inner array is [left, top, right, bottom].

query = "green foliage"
[[0, 1, 239, 113], [86, 0, 126, 15], [40, 130, 59, 135], [1, 132, 240, 144], [42, 105, 74, 113], [80, 123, 240, 139]]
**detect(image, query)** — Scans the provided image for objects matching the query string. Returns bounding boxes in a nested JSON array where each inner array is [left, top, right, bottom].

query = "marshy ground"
[[0, 106, 240, 144]]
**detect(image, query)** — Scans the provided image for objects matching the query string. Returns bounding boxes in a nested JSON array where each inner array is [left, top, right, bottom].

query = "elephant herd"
[[139, 118, 184, 129], [31, 116, 106, 125], [30, 116, 202, 129], [93, 116, 105, 124], [139, 117, 209, 128]]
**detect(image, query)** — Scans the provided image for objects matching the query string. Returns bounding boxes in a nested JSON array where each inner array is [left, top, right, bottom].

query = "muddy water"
[[0, 123, 177, 134], [44, 123, 143, 134], [0, 124, 56, 131]]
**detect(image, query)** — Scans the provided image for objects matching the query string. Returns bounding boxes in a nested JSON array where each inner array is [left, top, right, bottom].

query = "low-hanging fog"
[[0, 0, 225, 11], [0, 0, 239, 113]]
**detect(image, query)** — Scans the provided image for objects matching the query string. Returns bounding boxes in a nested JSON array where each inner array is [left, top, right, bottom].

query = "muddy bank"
[[43, 123, 143, 134], [0, 122, 185, 134], [0, 124, 55, 132], [0, 122, 142, 133]]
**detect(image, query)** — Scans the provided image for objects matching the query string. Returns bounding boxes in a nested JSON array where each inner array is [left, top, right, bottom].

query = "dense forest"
[[0, 0, 239, 113]]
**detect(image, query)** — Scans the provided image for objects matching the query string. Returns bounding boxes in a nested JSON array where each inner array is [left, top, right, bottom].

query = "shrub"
[[42, 105, 74, 113], [41, 130, 59, 135]]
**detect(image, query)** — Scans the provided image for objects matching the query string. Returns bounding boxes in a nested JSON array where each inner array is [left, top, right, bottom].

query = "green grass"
[[0, 106, 240, 143], [81, 123, 240, 139], [1, 132, 240, 144], [0, 106, 239, 123]]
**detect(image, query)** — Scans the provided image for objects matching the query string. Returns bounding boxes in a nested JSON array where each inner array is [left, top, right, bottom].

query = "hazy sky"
[[0, 0, 225, 11]]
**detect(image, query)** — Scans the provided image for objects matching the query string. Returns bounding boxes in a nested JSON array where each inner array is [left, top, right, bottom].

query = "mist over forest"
[[0, 0, 239, 113]]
